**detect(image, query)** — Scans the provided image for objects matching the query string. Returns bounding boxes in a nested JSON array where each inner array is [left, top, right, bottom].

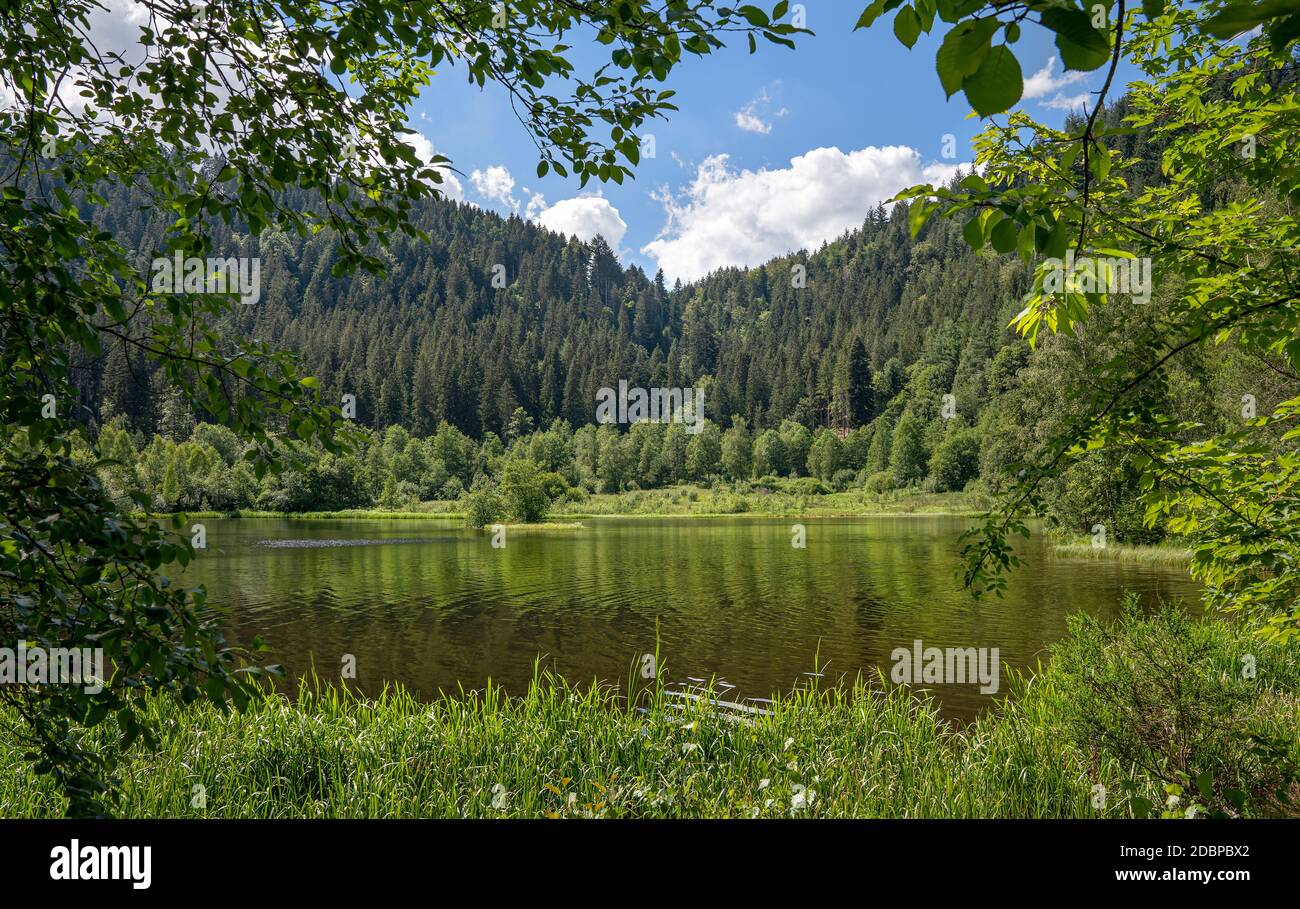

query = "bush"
[[498, 457, 550, 523], [784, 476, 830, 496], [709, 490, 751, 513], [863, 470, 898, 494], [1047, 450, 1162, 543], [463, 475, 504, 528], [1052, 598, 1300, 817], [537, 470, 569, 502], [831, 468, 857, 491]]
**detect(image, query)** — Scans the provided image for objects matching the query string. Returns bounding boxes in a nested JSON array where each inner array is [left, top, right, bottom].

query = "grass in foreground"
[[2, 607, 1294, 819]]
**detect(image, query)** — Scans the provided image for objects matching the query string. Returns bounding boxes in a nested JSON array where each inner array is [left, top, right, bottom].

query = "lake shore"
[[4, 609, 1294, 818], [149, 486, 993, 522]]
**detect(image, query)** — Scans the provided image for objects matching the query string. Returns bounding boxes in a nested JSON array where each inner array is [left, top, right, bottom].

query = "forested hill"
[[85, 159, 1028, 441], [74, 86, 1284, 542]]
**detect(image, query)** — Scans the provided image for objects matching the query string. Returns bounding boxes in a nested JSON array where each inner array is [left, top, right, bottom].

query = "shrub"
[[463, 475, 505, 528], [499, 457, 550, 523], [709, 490, 751, 514], [831, 468, 857, 491], [537, 470, 569, 502], [1051, 599, 1300, 817], [784, 476, 830, 496], [863, 470, 898, 494]]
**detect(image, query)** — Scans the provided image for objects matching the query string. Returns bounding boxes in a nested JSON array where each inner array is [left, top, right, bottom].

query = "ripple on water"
[[256, 538, 425, 548]]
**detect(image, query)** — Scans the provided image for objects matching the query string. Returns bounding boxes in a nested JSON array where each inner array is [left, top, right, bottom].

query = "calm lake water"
[[183, 516, 1201, 720]]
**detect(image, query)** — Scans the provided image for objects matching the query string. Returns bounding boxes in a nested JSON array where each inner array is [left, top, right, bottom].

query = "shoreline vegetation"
[[2, 605, 1294, 819], [152, 487, 1191, 565], [1051, 541, 1193, 566], [150, 485, 994, 521]]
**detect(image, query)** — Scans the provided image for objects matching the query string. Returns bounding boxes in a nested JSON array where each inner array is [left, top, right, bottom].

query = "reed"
[[1, 613, 1292, 819]]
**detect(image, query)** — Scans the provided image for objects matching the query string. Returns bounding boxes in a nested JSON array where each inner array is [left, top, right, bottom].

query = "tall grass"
[[1052, 542, 1192, 566], [1, 613, 1294, 818]]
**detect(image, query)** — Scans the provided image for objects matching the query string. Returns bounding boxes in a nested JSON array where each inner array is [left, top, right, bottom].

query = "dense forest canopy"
[[69, 78, 1292, 552]]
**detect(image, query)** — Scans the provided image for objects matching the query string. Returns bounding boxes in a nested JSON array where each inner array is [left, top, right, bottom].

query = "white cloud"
[[735, 109, 772, 135], [642, 146, 966, 283], [404, 132, 464, 200], [524, 191, 547, 220], [1023, 56, 1089, 101], [532, 195, 627, 248], [733, 84, 787, 135], [469, 165, 519, 211], [1040, 93, 1091, 112]]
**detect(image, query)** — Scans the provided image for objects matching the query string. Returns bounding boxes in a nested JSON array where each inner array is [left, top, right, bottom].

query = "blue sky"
[[408, 4, 1125, 283]]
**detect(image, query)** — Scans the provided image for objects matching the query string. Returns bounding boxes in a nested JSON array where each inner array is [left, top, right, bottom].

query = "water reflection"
[[183, 516, 1202, 720]]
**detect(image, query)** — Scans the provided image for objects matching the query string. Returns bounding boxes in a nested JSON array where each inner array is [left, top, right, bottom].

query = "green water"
[[183, 516, 1201, 719]]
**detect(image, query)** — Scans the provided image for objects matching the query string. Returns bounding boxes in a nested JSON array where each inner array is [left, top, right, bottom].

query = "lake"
[[183, 516, 1201, 720]]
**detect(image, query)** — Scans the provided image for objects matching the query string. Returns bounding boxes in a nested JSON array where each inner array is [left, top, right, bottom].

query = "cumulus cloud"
[[531, 195, 627, 248], [642, 146, 966, 283], [1023, 56, 1091, 111], [469, 165, 519, 211]]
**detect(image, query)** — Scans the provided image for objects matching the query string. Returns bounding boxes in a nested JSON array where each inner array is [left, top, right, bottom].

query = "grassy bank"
[[167, 486, 990, 522], [2, 607, 1295, 819], [551, 484, 991, 518], [146, 506, 465, 520], [1052, 541, 1192, 566]]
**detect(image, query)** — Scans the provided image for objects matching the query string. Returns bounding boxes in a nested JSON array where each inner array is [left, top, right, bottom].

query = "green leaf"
[[936, 17, 1003, 97], [990, 215, 1018, 253], [908, 198, 938, 238], [1204, 0, 1300, 39], [962, 44, 1023, 116], [1041, 7, 1112, 72], [855, 0, 889, 29], [1042, 216, 1071, 260], [894, 6, 922, 48], [1268, 12, 1300, 50], [1017, 215, 1038, 262], [962, 212, 985, 250], [1196, 771, 1214, 799]]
